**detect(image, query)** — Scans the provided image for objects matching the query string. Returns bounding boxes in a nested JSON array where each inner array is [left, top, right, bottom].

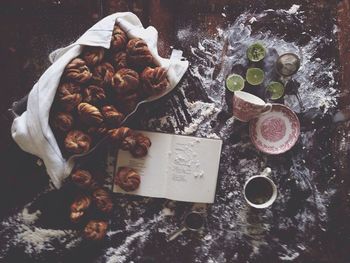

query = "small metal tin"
[[276, 53, 300, 77]]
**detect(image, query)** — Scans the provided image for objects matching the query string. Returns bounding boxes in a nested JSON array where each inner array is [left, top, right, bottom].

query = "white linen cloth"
[[11, 12, 189, 188]]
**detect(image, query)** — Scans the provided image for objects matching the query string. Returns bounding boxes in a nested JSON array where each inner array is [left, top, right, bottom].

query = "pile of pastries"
[[69, 169, 112, 240], [69, 155, 145, 241], [50, 23, 169, 157], [48, 23, 165, 240]]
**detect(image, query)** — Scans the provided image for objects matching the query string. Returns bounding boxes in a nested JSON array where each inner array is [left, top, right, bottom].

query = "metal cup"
[[276, 53, 300, 77], [243, 168, 278, 209], [166, 211, 205, 242]]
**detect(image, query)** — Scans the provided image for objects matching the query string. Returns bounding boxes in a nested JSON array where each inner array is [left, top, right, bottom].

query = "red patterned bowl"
[[249, 104, 300, 154]]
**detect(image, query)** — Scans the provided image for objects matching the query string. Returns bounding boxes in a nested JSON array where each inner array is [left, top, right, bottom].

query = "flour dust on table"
[[141, 5, 338, 263], [0, 189, 81, 258], [0, 4, 340, 263]]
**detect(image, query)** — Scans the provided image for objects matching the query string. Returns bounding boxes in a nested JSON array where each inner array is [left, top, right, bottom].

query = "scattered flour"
[[105, 230, 150, 263], [142, 5, 337, 262], [0, 203, 80, 258], [279, 244, 301, 261], [286, 4, 301, 15], [21, 207, 42, 225], [17, 226, 77, 254], [0, 4, 340, 262], [161, 207, 175, 216], [182, 101, 219, 135], [249, 17, 257, 24]]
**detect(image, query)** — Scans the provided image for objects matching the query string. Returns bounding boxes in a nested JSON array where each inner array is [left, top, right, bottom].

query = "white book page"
[[165, 135, 222, 203], [113, 131, 172, 198]]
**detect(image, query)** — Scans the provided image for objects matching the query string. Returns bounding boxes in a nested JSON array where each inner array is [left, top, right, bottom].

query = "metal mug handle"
[[166, 211, 205, 242], [260, 167, 272, 177], [243, 169, 277, 209]]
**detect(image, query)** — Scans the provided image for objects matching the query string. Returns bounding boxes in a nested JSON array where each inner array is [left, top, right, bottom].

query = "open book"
[[113, 131, 222, 203]]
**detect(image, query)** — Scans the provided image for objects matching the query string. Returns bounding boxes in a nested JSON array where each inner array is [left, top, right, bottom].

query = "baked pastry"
[[111, 51, 127, 70], [77, 102, 103, 126], [70, 194, 91, 223], [115, 91, 140, 114], [111, 68, 139, 95], [92, 188, 113, 214], [82, 46, 105, 67], [56, 82, 82, 112], [64, 130, 92, 154], [87, 123, 109, 140], [64, 58, 92, 83], [108, 127, 132, 142], [110, 25, 127, 52], [131, 134, 151, 158], [51, 112, 74, 132], [101, 105, 124, 127], [126, 38, 154, 69], [83, 85, 106, 105], [71, 169, 97, 189], [120, 135, 137, 151], [115, 167, 140, 192], [141, 67, 169, 96], [51, 22, 162, 166], [92, 62, 115, 87], [83, 220, 108, 241]]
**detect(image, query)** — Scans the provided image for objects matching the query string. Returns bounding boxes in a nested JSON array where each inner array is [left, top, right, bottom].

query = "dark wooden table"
[[0, 1, 350, 262]]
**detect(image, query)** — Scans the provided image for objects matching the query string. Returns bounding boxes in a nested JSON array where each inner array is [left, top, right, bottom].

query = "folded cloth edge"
[[11, 12, 189, 189]]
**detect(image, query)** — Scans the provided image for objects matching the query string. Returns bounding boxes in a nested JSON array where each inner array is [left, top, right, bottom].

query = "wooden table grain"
[[0, 0, 349, 262]]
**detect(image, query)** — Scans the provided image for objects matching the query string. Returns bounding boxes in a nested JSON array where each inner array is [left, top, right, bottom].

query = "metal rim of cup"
[[243, 175, 278, 209], [276, 53, 301, 77], [184, 211, 205, 231]]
